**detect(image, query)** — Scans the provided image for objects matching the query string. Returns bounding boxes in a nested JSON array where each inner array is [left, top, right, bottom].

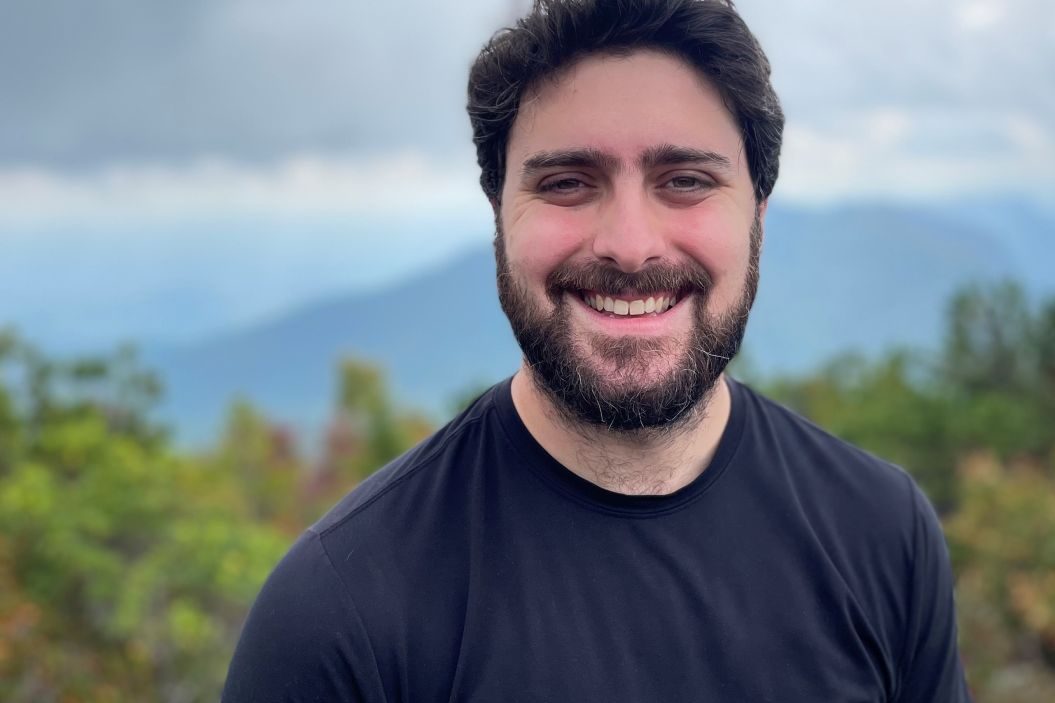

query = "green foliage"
[[0, 340, 438, 700], [947, 456, 1055, 701], [3, 279, 1055, 701], [940, 283, 1055, 458], [944, 282, 1034, 392], [320, 359, 432, 488], [208, 400, 302, 527], [0, 336, 292, 702], [763, 281, 1055, 512]]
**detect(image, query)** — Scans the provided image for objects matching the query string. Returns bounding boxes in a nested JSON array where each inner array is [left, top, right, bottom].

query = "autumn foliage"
[[2, 280, 1054, 701]]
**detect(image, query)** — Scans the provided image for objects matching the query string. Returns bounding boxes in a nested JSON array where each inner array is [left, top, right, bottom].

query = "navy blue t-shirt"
[[223, 377, 970, 702]]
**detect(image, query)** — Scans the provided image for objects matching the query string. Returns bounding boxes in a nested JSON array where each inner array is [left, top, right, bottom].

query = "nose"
[[591, 186, 667, 272]]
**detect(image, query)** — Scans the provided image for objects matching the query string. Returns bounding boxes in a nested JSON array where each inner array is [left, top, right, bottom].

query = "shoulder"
[[731, 379, 936, 607], [222, 531, 382, 702], [224, 385, 508, 701], [303, 383, 506, 627], [733, 378, 920, 529], [731, 381, 968, 693]]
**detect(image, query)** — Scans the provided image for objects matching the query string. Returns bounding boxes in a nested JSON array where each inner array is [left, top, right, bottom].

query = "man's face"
[[496, 50, 763, 433]]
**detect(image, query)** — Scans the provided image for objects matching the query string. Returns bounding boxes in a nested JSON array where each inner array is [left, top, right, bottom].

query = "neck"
[[510, 367, 732, 496]]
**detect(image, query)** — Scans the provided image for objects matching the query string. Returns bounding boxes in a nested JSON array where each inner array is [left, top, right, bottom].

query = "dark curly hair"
[[467, 0, 784, 205]]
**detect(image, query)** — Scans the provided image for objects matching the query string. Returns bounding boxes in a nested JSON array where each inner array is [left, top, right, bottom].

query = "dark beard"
[[495, 215, 761, 435]]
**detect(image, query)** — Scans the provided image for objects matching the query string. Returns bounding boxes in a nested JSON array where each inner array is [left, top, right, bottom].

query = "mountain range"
[[144, 199, 1054, 446]]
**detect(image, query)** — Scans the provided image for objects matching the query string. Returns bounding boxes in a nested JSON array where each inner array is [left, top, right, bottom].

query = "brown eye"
[[540, 177, 587, 193], [537, 175, 597, 205], [667, 175, 708, 190]]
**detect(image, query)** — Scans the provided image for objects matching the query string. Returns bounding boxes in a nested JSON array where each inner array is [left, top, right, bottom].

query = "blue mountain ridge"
[[145, 200, 1053, 447]]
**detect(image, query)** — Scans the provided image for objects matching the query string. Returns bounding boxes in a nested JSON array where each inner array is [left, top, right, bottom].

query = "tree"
[[946, 453, 1055, 702], [0, 333, 289, 702], [941, 282, 1055, 459], [317, 359, 432, 492]]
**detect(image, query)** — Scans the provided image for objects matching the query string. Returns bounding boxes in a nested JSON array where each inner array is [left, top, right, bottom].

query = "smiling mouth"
[[580, 291, 682, 316]]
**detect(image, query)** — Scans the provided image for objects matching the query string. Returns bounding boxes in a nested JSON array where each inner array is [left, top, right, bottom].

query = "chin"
[[495, 223, 758, 433]]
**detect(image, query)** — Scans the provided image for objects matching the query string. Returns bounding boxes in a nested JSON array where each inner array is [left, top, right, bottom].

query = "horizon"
[[3, 0, 1053, 353]]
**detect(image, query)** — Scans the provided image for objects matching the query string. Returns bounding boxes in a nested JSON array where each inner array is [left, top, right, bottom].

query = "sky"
[[2, 0, 1053, 349]]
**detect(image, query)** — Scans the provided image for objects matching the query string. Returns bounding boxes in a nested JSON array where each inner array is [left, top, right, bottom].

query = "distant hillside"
[[146, 247, 521, 446], [146, 201, 1053, 446]]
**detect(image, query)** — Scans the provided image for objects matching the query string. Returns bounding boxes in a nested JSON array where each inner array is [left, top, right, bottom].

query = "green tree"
[[941, 282, 1055, 459], [208, 400, 302, 528], [943, 281, 1035, 394], [0, 333, 289, 702], [319, 359, 432, 489]]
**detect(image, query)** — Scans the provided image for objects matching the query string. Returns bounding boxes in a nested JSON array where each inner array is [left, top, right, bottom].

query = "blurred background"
[[1, 0, 1053, 700]]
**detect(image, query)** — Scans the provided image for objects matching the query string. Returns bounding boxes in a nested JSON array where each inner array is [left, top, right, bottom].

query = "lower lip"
[[570, 292, 690, 333]]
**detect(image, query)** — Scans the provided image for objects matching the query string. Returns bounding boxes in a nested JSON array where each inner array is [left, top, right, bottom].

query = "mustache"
[[546, 259, 713, 300]]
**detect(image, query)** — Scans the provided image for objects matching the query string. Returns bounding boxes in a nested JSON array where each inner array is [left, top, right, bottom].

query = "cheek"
[[671, 207, 754, 304], [504, 207, 590, 281]]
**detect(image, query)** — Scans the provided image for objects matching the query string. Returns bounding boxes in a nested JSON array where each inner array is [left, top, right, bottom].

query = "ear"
[[489, 196, 504, 231], [756, 198, 769, 222], [755, 198, 769, 248]]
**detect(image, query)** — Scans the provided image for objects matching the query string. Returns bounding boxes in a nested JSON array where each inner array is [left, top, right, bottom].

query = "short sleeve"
[[894, 477, 972, 702], [222, 530, 386, 703]]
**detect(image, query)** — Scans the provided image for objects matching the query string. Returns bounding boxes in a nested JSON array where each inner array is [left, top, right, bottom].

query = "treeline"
[[0, 346, 428, 702], [1, 280, 1053, 702]]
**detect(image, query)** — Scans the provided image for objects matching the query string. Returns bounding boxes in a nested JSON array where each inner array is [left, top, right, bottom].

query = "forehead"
[[507, 49, 744, 169]]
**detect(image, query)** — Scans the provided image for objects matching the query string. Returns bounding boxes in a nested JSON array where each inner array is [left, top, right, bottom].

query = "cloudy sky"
[[2, 0, 1052, 348]]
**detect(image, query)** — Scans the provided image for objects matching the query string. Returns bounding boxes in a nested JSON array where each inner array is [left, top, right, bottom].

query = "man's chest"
[[382, 520, 898, 703], [451, 566, 885, 701]]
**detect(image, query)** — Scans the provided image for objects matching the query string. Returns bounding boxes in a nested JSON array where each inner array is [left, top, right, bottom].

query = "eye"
[[539, 177, 589, 193], [664, 174, 712, 191], [657, 171, 717, 204], [537, 174, 597, 205]]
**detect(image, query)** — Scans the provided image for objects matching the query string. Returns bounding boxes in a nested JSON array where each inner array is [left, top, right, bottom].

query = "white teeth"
[[583, 292, 682, 316]]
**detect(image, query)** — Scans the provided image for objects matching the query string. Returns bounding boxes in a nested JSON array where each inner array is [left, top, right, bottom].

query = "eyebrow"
[[519, 144, 733, 183], [639, 144, 732, 172], [520, 147, 620, 181]]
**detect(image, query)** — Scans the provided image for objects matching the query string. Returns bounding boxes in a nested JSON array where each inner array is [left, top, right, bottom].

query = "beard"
[[495, 214, 761, 436]]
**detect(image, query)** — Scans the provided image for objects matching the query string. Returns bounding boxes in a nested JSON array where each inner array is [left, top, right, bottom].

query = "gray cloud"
[[1, 0, 1052, 196], [0, 0, 519, 166]]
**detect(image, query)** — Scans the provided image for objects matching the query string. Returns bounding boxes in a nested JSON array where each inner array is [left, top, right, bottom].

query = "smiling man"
[[494, 50, 762, 496], [223, 1, 971, 701]]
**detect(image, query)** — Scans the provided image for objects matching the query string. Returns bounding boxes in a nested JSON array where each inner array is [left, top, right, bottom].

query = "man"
[[223, 1, 971, 701]]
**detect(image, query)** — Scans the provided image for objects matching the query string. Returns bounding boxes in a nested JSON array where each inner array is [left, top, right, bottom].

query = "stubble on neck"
[[511, 367, 731, 496]]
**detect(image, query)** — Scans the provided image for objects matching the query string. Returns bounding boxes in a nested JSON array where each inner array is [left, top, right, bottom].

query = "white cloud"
[[0, 150, 489, 227], [1005, 113, 1053, 151], [776, 106, 1055, 203], [955, 0, 1007, 31], [864, 109, 913, 149], [0, 149, 498, 349]]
